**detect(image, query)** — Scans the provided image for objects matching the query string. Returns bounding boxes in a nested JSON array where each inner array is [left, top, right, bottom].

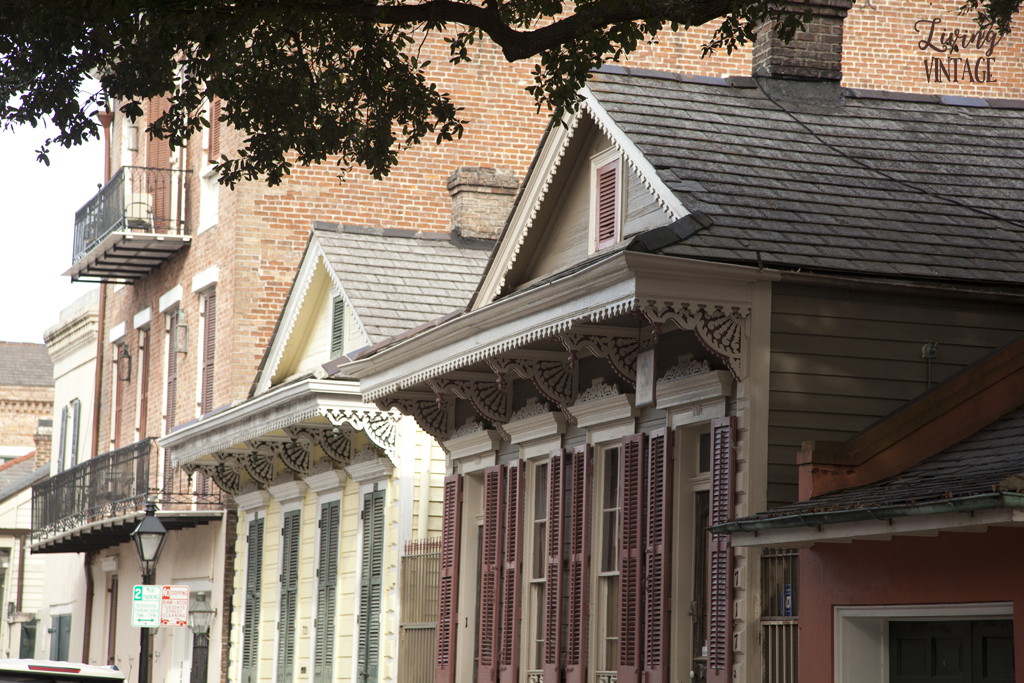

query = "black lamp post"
[[131, 501, 168, 683], [188, 591, 216, 683]]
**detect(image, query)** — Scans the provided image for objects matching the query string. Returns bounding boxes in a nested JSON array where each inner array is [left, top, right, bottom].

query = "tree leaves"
[[1, 0, 1017, 185]]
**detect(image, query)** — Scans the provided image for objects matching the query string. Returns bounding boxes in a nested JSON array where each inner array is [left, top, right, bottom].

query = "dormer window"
[[591, 149, 622, 251]]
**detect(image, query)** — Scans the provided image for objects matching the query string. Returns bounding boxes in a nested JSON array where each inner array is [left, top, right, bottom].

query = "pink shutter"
[[498, 461, 525, 683], [478, 466, 504, 683], [644, 428, 673, 683], [595, 160, 619, 250], [565, 445, 592, 683], [436, 474, 463, 683], [617, 434, 645, 683], [707, 417, 736, 683], [542, 450, 565, 683]]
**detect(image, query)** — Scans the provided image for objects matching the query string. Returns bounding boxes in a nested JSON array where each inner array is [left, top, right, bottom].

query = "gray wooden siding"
[[767, 282, 1024, 507]]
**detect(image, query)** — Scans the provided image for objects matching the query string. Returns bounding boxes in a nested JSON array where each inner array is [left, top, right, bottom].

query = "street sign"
[[132, 585, 190, 628]]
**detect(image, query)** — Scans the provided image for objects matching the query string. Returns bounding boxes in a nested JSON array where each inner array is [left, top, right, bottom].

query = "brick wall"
[[0, 385, 54, 450], [92, 0, 1024, 452]]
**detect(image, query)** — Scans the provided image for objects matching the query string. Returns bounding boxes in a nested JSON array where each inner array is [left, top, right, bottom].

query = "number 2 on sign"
[[134, 586, 143, 600]]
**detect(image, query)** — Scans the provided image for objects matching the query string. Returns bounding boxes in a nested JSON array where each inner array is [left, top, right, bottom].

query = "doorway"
[[890, 620, 1014, 682]]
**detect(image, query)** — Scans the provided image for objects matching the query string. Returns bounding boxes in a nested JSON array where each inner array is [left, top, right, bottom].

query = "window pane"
[[699, 433, 711, 473], [534, 463, 548, 520], [605, 576, 619, 669]]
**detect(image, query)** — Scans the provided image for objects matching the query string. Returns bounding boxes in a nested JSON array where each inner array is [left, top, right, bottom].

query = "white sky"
[[0, 123, 104, 344]]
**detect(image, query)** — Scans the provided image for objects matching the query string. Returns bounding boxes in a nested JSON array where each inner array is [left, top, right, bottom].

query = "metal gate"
[[398, 538, 442, 683], [761, 547, 799, 683]]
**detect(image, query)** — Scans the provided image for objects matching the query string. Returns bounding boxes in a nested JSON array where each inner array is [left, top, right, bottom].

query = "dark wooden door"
[[890, 620, 1014, 683]]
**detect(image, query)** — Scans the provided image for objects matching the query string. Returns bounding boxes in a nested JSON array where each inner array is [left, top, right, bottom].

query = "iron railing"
[[761, 547, 799, 683], [72, 165, 190, 264], [31, 437, 225, 541]]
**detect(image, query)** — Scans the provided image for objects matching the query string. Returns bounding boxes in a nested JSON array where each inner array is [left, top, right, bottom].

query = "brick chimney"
[[447, 167, 519, 240], [752, 0, 855, 81], [34, 418, 52, 470]]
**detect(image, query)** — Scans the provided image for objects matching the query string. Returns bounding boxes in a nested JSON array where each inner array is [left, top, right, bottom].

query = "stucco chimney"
[[752, 0, 855, 81], [447, 167, 519, 240]]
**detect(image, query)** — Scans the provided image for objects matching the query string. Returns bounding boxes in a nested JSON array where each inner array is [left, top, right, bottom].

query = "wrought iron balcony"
[[66, 165, 192, 283], [31, 438, 227, 553]]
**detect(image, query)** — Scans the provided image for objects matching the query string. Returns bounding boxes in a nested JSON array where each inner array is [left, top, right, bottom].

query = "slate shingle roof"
[[587, 70, 1024, 284], [0, 342, 53, 387], [735, 404, 1024, 523], [315, 224, 494, 344]]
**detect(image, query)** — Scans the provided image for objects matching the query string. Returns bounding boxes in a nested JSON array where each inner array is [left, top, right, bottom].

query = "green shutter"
[[278, 511, 301, 683], [242, 518, 265, 683], [314, 500, 341, 683], [358, 489, 386, 683], [330, 297, 345, 360]]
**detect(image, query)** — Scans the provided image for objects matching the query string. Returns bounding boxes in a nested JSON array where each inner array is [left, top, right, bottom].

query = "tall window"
[[107, 575, 119, 665], [57, 406, 68, 473], [137, 330, 150, 440], [313, 500, 340, 683], [241, 517, 265, 683], [595, 446, 620, 674], [69, 399, 81, 469], [164, 309, 179, 493], [277, 510, 301, 683], [528, 462, 548, 673], [49, 614, 72, 661], [201, 290, 216, 415], [358, 489, 386, 683]]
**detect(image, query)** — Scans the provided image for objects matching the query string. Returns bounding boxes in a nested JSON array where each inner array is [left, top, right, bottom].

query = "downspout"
[[16, 535, 25, 612], [84, 110, 113, 666], [82, 551, 96, 663]]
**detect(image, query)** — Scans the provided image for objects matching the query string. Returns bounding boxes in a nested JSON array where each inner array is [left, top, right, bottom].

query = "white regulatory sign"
[[131, 585, 190, 628]]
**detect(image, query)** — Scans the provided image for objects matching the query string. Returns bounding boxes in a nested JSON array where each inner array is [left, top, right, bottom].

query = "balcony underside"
[[64, 232, 191, 283], [30, 509, 222, 554]]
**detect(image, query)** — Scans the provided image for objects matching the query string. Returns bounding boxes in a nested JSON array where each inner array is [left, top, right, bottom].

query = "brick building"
[[0, 343, 54, 460]]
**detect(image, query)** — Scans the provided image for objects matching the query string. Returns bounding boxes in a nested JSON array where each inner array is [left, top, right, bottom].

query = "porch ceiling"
[[30, 509, 222, 555], [64, 232, 191, 283]]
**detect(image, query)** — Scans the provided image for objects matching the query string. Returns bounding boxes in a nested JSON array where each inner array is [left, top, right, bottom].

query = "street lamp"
[[131, 501, 167, 683], [188, 592, 216, 683]]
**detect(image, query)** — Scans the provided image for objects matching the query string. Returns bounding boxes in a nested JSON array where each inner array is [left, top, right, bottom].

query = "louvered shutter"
[[436, 475, 462, 683], [617, 434, 645, 683], [478, 465, 504, 683], [70, 399, 81, 468], [644, 428, 673, 683], [138, 331, 150, 439], [278, 510, 301, 683], [114, 355, 124, 449], [358, 489, 386, 683], [498, 461, 524, 683], [707, 417, 736, 683], [542, 450, 565, 683], [242, 518, 265, 683], [314, 500, 340, 683], [595, 160, 619, 250], [164, 310, 178, 492], [566, 446, 592, 683], [208, 97, 222, 164], [330, 297, 345, 360], [201, 290, 216, 415], [146, 96, 172, 231], [57, 406, 68, 473]]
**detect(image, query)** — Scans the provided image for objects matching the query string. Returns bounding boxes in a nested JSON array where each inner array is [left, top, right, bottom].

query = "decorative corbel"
[[556, 327, 647, 386], [643, 300, 749, 379], [243, 443, 277, 484], [427, 373, 512, 425], [376, 392, 454, 445], [323, 407, 399, 460], [485, 350, 578, 418]]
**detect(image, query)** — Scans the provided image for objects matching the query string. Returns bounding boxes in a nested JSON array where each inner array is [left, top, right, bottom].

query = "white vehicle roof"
[[0, 661, 124, 681]]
